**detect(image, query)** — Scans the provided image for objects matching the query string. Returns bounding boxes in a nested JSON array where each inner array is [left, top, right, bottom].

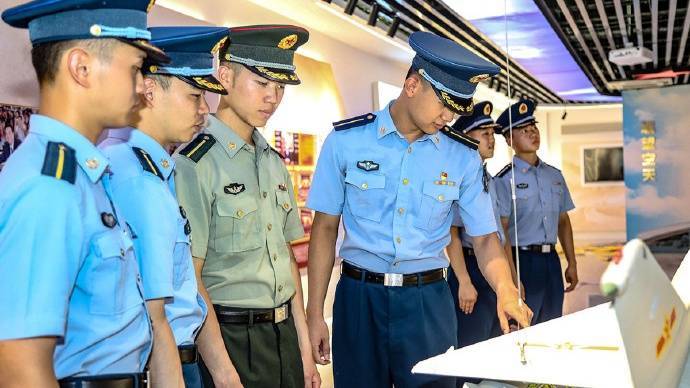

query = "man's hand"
[[564, 264, 578, 292], [495, 285, 533, 334], [458, 276, 478, 315], [302, 356, 322, 388], [307, 315, 331, 365]]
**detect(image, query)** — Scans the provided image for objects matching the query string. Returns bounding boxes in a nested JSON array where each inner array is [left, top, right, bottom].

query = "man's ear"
[[65, 47, 93, 88], [142, 77, 157, 108], [217, 64, 234, 90], [403, 73, 423, 98]]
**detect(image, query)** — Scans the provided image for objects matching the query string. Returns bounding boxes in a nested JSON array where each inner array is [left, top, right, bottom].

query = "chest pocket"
[[275, 189, 293, 225], [344, 169, 386, 222], [88, 229, 136, 315], [173, 217, 192, 290], [414, 181, 459, 231], [214, 196, 262, 253]]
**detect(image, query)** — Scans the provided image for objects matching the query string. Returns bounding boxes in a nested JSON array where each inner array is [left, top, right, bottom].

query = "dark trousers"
[[513, 250, 564, 324], [332, 274, 458, 388], [200, 315, 304, 388], [182, 361, 203, 388], [447, 253, 502, 387]]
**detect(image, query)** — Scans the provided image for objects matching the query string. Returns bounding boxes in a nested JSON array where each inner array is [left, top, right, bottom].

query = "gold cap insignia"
[[278, 34, 298, 50], [469, 74, 490, 84], [149, 65, 158, 73], [89, 24, 102, 36], [483, 103, 492, 116], [518, 103, 528, 115], [211, 36, 228, 54]]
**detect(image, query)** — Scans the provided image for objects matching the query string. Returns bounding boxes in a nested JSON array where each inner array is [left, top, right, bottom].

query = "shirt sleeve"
[[174, 157, 212, 260], [112, 176, 176, 300], [450, 202, 464, 227], [560, 174, 575, 213], [495, 175, 512, 218], [282, 166, 305, 242], [0, 178, 83, 339], [457, 152, 498, 237], [306, 131, 345, 215]]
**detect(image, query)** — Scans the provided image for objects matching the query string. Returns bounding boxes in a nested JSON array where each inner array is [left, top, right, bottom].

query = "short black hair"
[[145, 73, 173, 91], [31, 39, 117, 85]]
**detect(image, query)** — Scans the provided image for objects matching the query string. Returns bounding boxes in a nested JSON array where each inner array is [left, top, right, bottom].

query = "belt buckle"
[[384, 273, 403, 287], [541, 245, 551, 253], [274, 305, 287, 323]]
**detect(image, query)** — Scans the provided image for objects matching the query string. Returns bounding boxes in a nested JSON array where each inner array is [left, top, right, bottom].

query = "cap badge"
[[483, 104, 492, 116], [469, 74, 490, 84], [518, 103, 528, 114], [278, 34, 298, 49]]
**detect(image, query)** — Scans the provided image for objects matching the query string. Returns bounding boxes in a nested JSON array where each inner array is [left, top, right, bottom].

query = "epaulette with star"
[[178, 133, 216, 163], [439, 126, 479, 150], [132, 147, 163, 180], [41, 141, 77, 184], [496, 164, 512, 178], [543, 162, 561, 172], [333, 113, 376, 131]]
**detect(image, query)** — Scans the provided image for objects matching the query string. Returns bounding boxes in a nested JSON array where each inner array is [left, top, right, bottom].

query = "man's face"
[[225, 66, 285, 128], [91, 42, 146, 128], [155, 77, 210, 144], [4, 127, 13, 143], [407, 78, 457, 135], [467, 126, 496, 159], [507, 123, 540, 153]]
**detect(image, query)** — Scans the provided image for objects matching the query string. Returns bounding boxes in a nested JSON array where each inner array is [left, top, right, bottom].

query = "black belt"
[[214, 301, 291, 325], [178, 344, 198, 364], [341, 261, 446, 287], [59, 373, 147, 388], [513, 244, 556, 253], [462, 247, 476, 257]]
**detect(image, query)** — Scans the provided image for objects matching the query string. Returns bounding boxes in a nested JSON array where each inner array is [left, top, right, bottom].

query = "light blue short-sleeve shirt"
[[0, 115, 151, 378], [494, 156, 575, 246], [307, 102, 497, 274], [102, 129, 207, 346], [451, 174, 505, 247]]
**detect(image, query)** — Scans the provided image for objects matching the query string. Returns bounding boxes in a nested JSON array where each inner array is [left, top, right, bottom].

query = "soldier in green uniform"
[[174, 25, 321, 388]]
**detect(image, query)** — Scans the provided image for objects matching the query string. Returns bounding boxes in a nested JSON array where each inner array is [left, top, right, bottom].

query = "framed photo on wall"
[[581, 144, 624, 186], [0, 103, 37, 171]]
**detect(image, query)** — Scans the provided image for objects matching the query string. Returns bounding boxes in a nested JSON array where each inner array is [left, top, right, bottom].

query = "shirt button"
[[236, 210, 244, 217], [398, 207, 405, 215], [402, 178, 409, 185], [267, 223, 273, 231], [263, 191, 267, 198], [283, 203, 290, 210], [361, 183, 369, 189], [273, 253, 278, 262], [437, 195, 445, 201], [278, 285, 283, 292], [393, 262, 399, 267], [120, 248, 125, 257], [407, 146, 412, 154], [396, 236, 402, 244]]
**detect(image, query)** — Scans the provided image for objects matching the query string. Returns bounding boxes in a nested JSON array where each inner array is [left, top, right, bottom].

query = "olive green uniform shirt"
[[174, 115, 304, 308]]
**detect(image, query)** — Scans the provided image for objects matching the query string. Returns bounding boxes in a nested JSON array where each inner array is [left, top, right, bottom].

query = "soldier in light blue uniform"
[[101, 27, 238, 388], [0, 0, 168, 386], [494, 99, 578, 325], [447, 101, 515, 350], [306, 32, 532, 388]]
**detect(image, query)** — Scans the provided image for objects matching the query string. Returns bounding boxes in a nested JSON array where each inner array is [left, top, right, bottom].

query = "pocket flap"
[[276, 190, 293, 212], [422, 181, 459, 202], [345, 169, 385, 190], [94, 231, 127, 258], [216, 197, 258, 219]]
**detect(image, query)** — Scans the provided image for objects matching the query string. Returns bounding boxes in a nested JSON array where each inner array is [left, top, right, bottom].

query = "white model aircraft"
[[412, 239, 690, 387]]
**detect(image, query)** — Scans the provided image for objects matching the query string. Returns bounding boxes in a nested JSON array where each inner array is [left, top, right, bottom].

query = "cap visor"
[[245, 65, 300, 85], [180, 74, 228, 95], [121, 39, 170, 64], [431, 87, 474, 116]]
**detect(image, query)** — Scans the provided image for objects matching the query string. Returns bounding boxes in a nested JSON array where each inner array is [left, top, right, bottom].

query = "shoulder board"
[[179, 134, 216, 163], [496, 164, 512, 178], [132, 147, 163, 180], [439, 126, 479, 150], [543, 162, 561, 172], [41, 141, 77, 184], [270, 146, 284, 159], [333, 113, 376, 131]]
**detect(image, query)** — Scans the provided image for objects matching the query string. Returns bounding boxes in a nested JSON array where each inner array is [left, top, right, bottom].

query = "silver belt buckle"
[[274, 305, 287, 323], [384, 273, 404, 287], [541, 244, 551, 253]]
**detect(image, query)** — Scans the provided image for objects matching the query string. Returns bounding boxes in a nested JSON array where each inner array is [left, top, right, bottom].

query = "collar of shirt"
[[376, 101, 440, 149], [513, 155, 542, 173], [30, 114, 108, 183], [206, 114, 269, 158], [128, 129, 174, 180]]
